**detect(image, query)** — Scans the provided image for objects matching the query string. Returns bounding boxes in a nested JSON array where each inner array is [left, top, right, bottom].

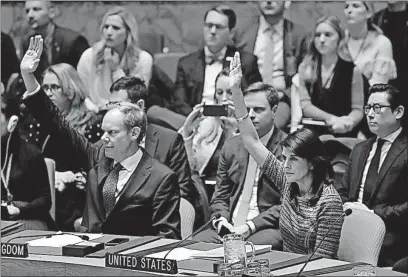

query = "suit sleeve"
[[169, 133, 193, 202], [12, 154, 51, 218], [152, 171, 181, 239], [1, 33, 19, 85], [211, 144, 233, 220], [173, 59, 193, 116], [23, 88, 101, 171], [69, 35, 89, 69], [338, 149, 354, 203], [242, 53, 262, 87]]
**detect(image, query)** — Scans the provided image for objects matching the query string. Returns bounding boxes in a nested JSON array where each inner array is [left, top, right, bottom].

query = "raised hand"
[[20, 35, 43, 74], [229, 52, 243, 90]]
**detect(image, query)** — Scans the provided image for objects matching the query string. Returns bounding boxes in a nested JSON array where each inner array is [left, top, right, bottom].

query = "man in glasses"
[[171, 4, 261, 116], [338, 84, 408, 267]]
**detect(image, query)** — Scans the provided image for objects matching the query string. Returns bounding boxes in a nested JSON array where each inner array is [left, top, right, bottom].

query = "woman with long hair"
[[181, 68, 237, 182], [229, 52, 344, 258], [342, 1, 396, 85], [77, 6, 153, 109], [296, 16, 364, 137]]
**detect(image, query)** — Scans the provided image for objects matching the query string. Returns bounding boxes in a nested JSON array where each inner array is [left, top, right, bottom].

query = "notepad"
[[191, 244, 271, 259], [147, 247, 202, 261]]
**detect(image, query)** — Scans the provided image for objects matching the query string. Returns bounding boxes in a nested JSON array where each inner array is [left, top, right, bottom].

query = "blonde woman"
[[342, 1, 397, 85], [77, 6, 153, 109]]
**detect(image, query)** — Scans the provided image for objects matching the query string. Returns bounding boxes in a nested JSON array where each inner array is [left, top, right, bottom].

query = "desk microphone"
[[163, 212, 221, 260], [296, 208, 352, 277]]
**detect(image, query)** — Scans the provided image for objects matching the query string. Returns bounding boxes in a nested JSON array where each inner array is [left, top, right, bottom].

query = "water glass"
[[230, 263, 245, 276], [223, 234, 255, 267], [353, 265, 376, 276], [258, 259, 270, 276], [218, 263, 231, 276], [245, 261, 261, 276]]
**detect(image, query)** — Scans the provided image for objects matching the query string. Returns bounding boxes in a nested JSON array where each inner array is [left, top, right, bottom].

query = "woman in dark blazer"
[[1, 92, 54, 230]]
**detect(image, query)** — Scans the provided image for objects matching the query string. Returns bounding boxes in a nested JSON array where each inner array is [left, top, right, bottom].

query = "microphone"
[[296, 209, 353, 277], [163, 212, 221, 259]]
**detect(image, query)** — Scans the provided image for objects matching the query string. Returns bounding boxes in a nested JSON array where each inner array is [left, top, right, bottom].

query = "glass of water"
[[218, 263, 231, 276], [223, 234, 255, 267]]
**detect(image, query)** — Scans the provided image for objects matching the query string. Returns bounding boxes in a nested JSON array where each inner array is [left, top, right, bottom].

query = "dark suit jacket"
[[211, 127, 287, 230], [21, 24, 89, 78], [1, 32, 19, 86], [235, 18, 307, 90], [339, 134, 408, 260], [172, 45, 262, 116], [144, 123, 193, 202], [23, 89, 181, 239], [1, 136, 52, 224]]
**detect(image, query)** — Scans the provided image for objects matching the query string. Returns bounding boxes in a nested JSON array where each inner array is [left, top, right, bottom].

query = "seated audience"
[[297, 16, 364, 137], [193, 81, 287, 247], [228, 52, 344, 258], [22, 1, 89, 79], [235, 1, 308, 129], [339, 84, 408, 266], [180, 69, 237, 184], [171, 4, 262, 117], [21, 36, 180, 238], [77, 6, 153, 110], [1, 89, 54, 230]]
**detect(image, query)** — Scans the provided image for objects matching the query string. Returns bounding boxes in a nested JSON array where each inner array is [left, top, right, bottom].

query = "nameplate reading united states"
[[105, 253, 178, 274], [1, 243, 28, 258]]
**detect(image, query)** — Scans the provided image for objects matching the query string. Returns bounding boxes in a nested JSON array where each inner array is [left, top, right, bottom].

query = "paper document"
[[28, 232, 103, 247], [192, 245, 271, 258], [147, 247, 202, 261]]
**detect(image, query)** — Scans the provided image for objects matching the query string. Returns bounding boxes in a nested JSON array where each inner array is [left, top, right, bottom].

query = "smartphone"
[[105, 238, 129, 246], [218, 225, 232, 238], [203, 104, 228, 117]]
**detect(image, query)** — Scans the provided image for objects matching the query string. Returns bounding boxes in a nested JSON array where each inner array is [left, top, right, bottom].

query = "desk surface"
[[1, 230, 404, 276]]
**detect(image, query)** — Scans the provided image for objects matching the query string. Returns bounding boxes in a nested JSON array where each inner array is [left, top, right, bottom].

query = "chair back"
[[338, 209, 386, 265], [44, 158, 56, 221], [154, 53, 186, 83], [180, 198, 195, 239]]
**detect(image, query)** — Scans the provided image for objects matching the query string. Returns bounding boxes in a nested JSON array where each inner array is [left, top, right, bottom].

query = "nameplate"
[[105, 253, 178, 274], [1, 243, 28, 258]]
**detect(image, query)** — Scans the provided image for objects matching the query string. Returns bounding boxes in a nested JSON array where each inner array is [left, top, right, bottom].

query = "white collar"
[[259, 16, 284, 37], [380, 127, 402, 144], [260, 125, 275, 146], [114, 148, 143, 172], [204, 46, 227, 58]]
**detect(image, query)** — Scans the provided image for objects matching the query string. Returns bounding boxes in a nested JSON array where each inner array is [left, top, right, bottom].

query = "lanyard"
[[1, 154, 13, 202]]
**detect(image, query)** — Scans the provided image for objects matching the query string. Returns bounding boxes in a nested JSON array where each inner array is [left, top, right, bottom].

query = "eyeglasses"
[[42, 84, 61, 92], [364, 104, 392, 115], [204, 22, 228, 31]]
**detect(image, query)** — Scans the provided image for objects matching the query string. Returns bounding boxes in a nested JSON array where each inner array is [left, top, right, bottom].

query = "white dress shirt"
[[358, 127, 402, 203], [114, 148, 143, 200], [232, 126, 275, 229], [201, 46, 227, 104], [253, 16, 285, 89]]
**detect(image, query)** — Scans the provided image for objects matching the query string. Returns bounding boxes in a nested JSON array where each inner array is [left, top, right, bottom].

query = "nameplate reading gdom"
[[105, 253, 178, 274], [1, 243, 29, 258]]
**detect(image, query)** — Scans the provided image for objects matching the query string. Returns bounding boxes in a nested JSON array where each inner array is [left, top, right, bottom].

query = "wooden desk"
[[1, 230, 404, 276]]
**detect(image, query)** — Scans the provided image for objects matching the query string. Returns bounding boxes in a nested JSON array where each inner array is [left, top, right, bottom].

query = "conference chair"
[[154, 52, 186, 83], [337, 209, 386, 265], [180, 198, 195, 239], [44, 158, 56, 221]]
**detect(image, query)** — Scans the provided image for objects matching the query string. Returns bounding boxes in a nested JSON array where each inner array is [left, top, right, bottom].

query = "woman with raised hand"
[[297, 16, 364, 137], [77, 6, 153, 110], [229, 52, 344, 258]]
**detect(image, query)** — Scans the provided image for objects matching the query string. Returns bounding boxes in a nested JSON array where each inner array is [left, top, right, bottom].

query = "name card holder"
[[1, 243, 28, 258], [105, 253, 178, 274]]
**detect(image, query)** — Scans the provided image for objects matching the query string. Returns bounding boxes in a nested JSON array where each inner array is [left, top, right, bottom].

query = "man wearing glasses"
[[338, 84, 408, 267], [171, 5, 262, 116]]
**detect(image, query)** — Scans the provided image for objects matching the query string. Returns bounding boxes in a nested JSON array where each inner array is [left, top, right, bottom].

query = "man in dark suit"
[[194, 83, 286, 247], [339, 84, 408, 266], [20, 36, 181, 239], [22, 1, 89, 78], [172, 5, 262, 116], [108, 76, 194, 204], [234, 1, 307, 129]]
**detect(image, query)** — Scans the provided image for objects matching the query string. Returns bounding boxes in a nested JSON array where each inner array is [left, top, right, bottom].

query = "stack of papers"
[[192, 244, 271, 259]]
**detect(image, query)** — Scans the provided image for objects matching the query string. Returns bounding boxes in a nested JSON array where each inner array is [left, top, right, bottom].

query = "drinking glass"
[[218, 263, 231, 276], [352, 265, 376, 276], [223, 234, 255, 267]]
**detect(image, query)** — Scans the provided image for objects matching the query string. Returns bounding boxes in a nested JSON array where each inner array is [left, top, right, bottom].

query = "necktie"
[[234, 155, 259, 226], [262, 27, 283, 86], [363, 139, 385, 203], [102, 163, 123, 217]]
